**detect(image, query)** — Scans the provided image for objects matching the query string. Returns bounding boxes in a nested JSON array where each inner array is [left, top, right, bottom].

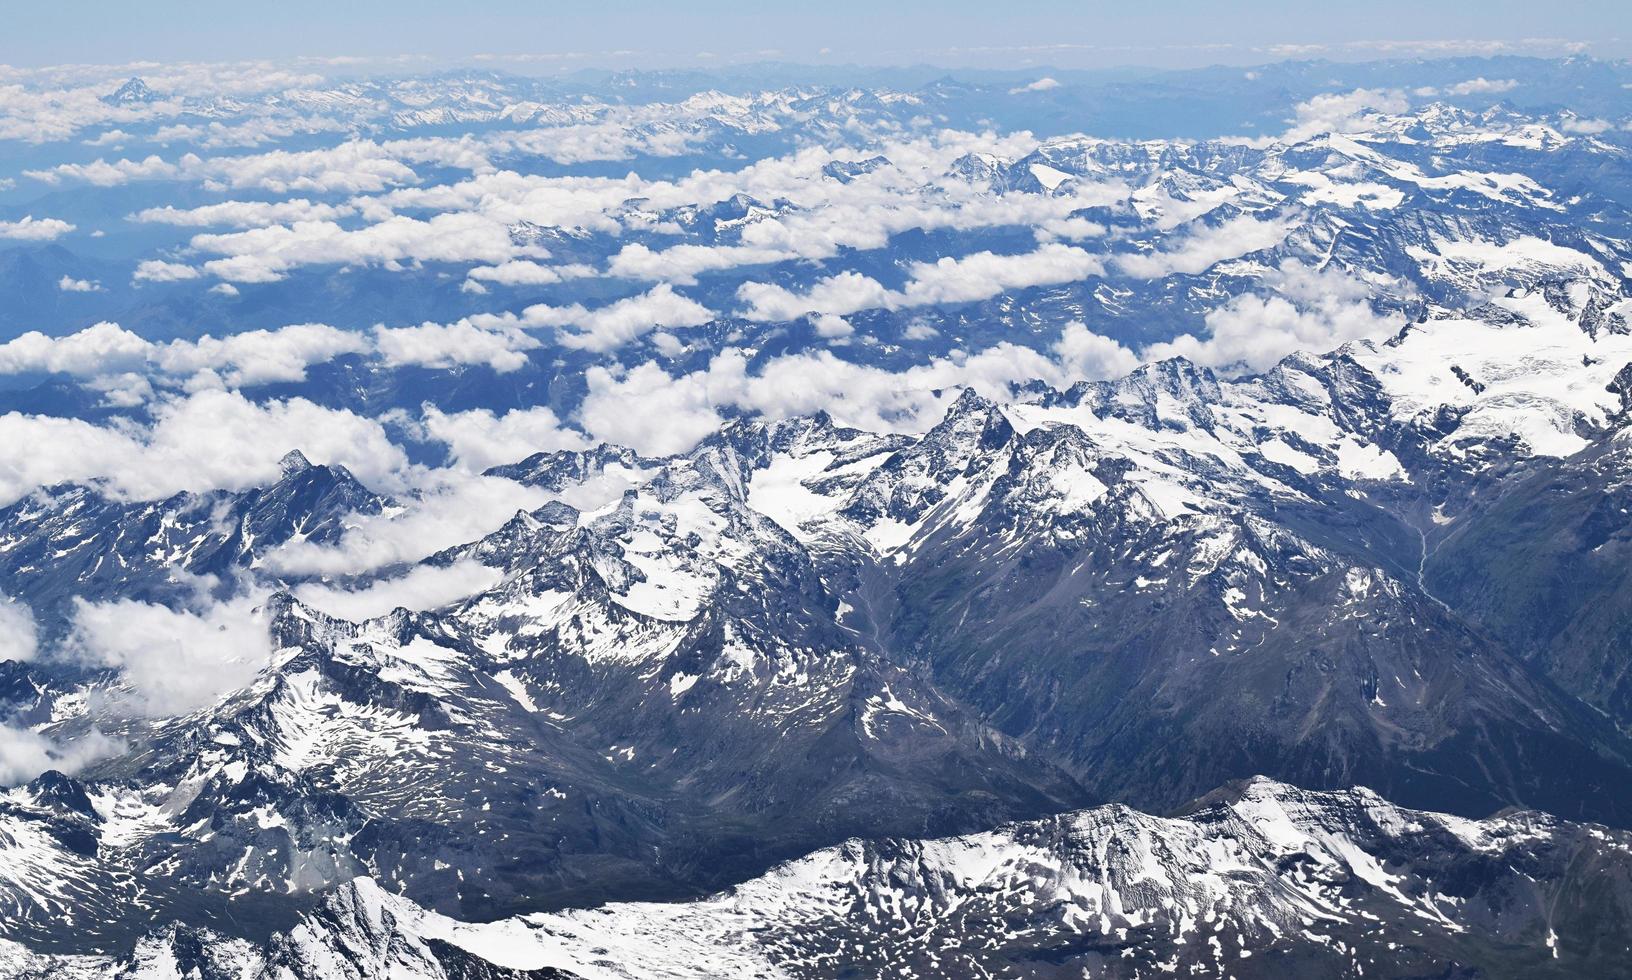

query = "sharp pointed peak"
[[945, 386, 1000, 413], [277, 450, 313, 477], [101, 76, 156, 105]]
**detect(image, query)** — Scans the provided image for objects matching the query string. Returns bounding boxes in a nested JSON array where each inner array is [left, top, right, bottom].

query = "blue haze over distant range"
[[5, 0, 1630, 67]]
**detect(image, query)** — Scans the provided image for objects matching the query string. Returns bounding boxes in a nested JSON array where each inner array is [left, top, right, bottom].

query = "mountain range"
[[4, 265, 1632, 974], [4, 56, 1632, 978]]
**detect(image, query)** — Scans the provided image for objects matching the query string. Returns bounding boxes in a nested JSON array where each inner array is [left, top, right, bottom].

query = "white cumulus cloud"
[[1115, 215, 1295, 278], [0, 725, 123, 786], [0, 216, 76, 240], [1142, 262, 1402, 373], [294, 560, 504, 621], [737, 244, 1104, 322], [68, 594, 271, 716], [0, 594, 39, 664], [417, 404, 590, 472], [0, 389, 407, 506], [1008, 77, 1061, 94]]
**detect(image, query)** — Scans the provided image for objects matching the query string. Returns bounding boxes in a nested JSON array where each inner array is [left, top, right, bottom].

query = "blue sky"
[[7, 0, 1629, 69]]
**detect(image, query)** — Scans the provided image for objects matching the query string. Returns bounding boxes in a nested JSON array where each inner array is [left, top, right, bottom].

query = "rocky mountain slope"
[[8, 56, 1632, 978], [3, 270, 1632, 973], [12, 778, 1632, 979]]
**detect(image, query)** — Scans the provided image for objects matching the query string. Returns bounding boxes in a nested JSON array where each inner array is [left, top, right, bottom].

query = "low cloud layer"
[[0, 725, 124, 785], [267, 472, 553, 577], [738, 243, 1105, 322], [0, 389, 408, 506], [68, 594, 272, 716], [416, 404, 589, 472], [0, 594, 40, 663], [1144, 262, 1404, 372], [1115, 215, 1296, 278], [579, 322, 1139, 455], [294, 560, 505, 621]]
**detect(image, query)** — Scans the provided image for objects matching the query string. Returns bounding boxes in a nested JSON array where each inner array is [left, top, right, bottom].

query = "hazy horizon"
[[5, 0, 1628, 71]]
